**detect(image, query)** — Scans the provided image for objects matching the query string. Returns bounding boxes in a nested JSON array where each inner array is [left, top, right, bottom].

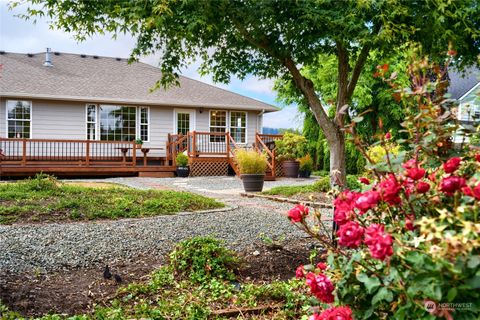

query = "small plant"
[[275, 132, 307, 161], [23, 173, 59, 192], [175, 153, 189, 167], [299, 154, 314, 172], [235, 149, 267, 174], [169, 237, 240, 283], [135, 138, 143, 145]]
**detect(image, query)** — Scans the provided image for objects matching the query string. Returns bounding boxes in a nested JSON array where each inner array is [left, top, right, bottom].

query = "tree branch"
[[346, 43, 371, 100], [335, 40, 349, 126]]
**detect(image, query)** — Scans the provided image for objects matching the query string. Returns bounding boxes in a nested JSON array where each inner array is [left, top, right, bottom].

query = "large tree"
[[16, 0, 480, 185]]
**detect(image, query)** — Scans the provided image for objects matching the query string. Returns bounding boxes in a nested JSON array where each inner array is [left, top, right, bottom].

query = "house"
[[0, 49, 281, 178], [448, 67, 480, 143]]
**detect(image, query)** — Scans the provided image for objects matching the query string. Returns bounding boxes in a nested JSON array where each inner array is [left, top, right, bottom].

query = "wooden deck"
[[0, 133, 282, 178]]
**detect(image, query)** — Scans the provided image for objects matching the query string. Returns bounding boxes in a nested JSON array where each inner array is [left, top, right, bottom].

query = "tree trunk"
[[328, 130, 347, 188]]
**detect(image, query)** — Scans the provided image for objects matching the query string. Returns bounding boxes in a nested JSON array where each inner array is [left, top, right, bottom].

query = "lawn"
[[0, 176, 224, 224]]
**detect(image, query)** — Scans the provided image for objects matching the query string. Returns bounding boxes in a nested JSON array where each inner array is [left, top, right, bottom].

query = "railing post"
[[192, 131, 197, 157], [85, 140, 90, 167], [226, 132, 230, 159], [22, 139, 27, 166], [132, 142, 137, 166], [272, 148, 276, 178]]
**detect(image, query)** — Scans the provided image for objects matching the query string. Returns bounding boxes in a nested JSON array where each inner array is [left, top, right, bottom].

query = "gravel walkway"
[[0, 176, 328, 273]]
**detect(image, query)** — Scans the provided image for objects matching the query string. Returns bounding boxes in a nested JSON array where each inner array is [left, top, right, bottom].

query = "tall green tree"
[[15, 0, 480, 186]]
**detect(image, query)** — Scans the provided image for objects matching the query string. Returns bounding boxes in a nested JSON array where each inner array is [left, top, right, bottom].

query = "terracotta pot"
[[176, 166, 190, 177], [241, 174, 265, 192], [282, 160, 300, 178]]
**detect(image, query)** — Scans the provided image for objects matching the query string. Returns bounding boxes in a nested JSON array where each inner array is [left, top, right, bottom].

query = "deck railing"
[[254, 133, 282, 176], [0, 138, 137, 166]]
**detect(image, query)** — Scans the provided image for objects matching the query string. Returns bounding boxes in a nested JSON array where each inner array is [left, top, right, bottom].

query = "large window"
[[230, 111, 247, 143], [139, 107, 149, 141], [86, 104, 97, 140], [209, 110, 227, 142], [7, 100, 31, 138], [99, 105, 137, 141]]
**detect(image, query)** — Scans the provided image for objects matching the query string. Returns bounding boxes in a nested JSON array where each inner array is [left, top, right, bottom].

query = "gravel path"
[[0, 176, 328, 273]]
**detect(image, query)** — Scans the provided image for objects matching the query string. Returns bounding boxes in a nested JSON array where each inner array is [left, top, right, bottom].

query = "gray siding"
[[0, 98, 5, 136]]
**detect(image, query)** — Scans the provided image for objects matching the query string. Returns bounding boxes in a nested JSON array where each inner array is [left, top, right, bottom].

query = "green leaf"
[[447, 288, 457, 302], [466, 276, 480, 289], [467, 255, 480, 269], [372, 287, 393, 305], [356, 273, 381, 294]]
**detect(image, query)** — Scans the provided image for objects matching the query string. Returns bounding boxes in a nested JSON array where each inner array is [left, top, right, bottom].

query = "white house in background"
[[0, 49, 281, 178], [448, 67, 480, 143]]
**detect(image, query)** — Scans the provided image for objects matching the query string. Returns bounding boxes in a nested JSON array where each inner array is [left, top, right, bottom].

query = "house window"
[[99, 105, 136, 141], [177, 112, 190, 135], [7, 100, 31, 138], [86, 104, 97, 140], [230, 111, 247, 143], [139, 107, 149, 141], [209, 110, 227, 142]]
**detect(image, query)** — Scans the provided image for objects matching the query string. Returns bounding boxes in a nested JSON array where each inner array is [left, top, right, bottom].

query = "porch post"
[[22, 139, 27, 166]]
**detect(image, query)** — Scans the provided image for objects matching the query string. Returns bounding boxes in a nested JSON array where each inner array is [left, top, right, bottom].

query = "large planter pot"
[[282, 160, 300, 178], [176, 166, 190, 177], [298, 170, 311, 178], [241, 174, 265, 192]]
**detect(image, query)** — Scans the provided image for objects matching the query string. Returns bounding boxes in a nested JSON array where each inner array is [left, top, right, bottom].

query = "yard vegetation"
[[0, 175, 224, 224]]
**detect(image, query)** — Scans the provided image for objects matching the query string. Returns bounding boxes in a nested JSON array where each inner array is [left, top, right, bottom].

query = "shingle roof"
[[448, 67, 480, 100], [0, 51, 278, 112]]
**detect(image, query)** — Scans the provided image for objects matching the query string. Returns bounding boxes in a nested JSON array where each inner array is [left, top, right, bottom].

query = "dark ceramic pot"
[[298, 170, 311, 178], [176, 166, 190, 177], [282, 160, 300, 178], [241, 174, 265, 192]]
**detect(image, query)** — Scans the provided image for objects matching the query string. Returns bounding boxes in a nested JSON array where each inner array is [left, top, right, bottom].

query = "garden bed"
[[261, 184, 332, 203], [0, 176, 224, 224], [0, 237, 318, 318]]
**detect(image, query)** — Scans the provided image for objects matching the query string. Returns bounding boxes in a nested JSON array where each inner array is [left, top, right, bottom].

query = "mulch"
[[0, 238, 320, 317]]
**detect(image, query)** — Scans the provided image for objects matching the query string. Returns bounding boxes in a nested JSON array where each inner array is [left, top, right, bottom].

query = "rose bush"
[[289, 55, 480, 319]]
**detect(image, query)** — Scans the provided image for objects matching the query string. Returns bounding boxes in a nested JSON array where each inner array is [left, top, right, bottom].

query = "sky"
[[0, 1, 303, 129]]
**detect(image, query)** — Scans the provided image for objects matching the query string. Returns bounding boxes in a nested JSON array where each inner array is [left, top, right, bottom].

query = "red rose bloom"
[[296, 265, 305, 279], [316, 262, 327, 271], [337, 221, 364, 248], [288, 204, 309, 223], [310, 306, 353, 320], [406, 167, 426, 181], [355, 190, 380, 213], [443, 157, 462, 174], [402, 159, 417, 170], [333, 191, 358, 225], [359, 177, 370, 185], [385, 132, 392, 140], [405, 214, 415, 231], [440, 176, 466, 195], [416, 181, 430, 193], [473, 184, 480, 200], [305, 272, 335, 303], [364, 224, 394, 260], [475, 154, 480, 162], [378, 174, 402, 205]]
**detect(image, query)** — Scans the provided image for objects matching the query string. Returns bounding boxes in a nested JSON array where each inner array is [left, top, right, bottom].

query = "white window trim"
[[208, 109, 249, 144], [6, 100, 33, 139], [230, 110, 248, 144], [85, 104, 98, 140], [173, 108, 196, 135], [209, 110, 228, 143], [138, 106, 151, 142]]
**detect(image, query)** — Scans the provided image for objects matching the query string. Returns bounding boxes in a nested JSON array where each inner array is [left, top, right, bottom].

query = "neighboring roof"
[[448, 67, 480, 100], [0, 51, 278, 112]]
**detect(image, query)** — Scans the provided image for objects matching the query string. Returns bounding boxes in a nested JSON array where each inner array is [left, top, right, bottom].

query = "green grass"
[[0, 176, 224, 224]]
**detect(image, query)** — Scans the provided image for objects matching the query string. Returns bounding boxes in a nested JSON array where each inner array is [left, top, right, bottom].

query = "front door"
[[174, 109, 195, 135]]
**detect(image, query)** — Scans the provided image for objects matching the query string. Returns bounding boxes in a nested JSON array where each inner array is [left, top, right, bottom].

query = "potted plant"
[[235, 149, 267, 192], [298, 154, 314, 178], [175, 153, 190, 177], [135, 138, 143, 148], [275, 132, 307, 178]]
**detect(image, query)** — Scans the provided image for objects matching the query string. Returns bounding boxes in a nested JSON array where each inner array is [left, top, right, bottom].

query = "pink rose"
[[359, 177, 370, 185], [288, 204, 309, 223], [333, 191, 358, 225], [440, 176, 466, 195], [405, 214, 415, 231], [296, 265, 305, 279], [475, 154, 480, 162], [311, 306, 354, 320], [402, 159, 417, 170], [416, 181, 430, 193], [337, 221, 364, 248], [316, 262, 327, 271], [406, 167, 426, 181], [355, 190, 380, 213], [385, 132, 392, 140], [305, 272, 335, 303], [378, 174, 402, 205], [364, 224, 394, 260], [443, 157, 462, 174]]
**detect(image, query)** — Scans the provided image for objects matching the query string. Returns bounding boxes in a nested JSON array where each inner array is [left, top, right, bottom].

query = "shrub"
[[299, 154, 314, 172], [289, 56, 480, 319], [275, 132, 307, 161], [169, 237, 239, 283], [346, 175, 361, 191], [175, 153, 189, 167], [313, 176, 330, 192], [235, 149, 267, 174], [23, 173, 59, 192]]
